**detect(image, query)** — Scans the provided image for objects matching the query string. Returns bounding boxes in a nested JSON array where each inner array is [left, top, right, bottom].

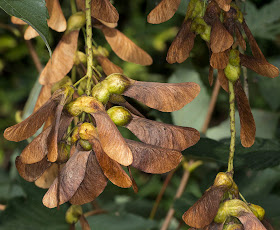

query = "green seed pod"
[[228, 181, 239, 198], [79, 122, 98, 140], [214, 199, 251, 223], [107, 106, 132, 126], [109, 94, 127, 104], [66, 96, 103, 116], [201, 25, 211, 42], [79, 139, 92, 151], [228, 49, 240, 67], [230, 3, 243, 23], [186, 0, 203, 19], [57, 142, 70, 163], [248, 204, 265, 221], [65, 205, 83, 224], [71, 126, 80, 143], [104, 74, 131, 95], [91, 83, 110, 104], [66, 12, 86, 32], [74, 51, 87, 66], [97, 46, 109, 57], [224, 64, 241, 83], [214, 172, 233, 189], [51, 76, 72, 94], [223, 223, 243, 230]]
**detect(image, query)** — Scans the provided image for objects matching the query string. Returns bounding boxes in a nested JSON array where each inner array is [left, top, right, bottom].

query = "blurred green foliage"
[[0, 0, 280, 229]]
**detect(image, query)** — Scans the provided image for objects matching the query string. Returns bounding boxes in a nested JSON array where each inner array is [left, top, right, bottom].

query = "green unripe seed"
[[79, 122, 98, 140], [187, 0, 203, 19], [104, 74, 131, 95], [223, 223, 243, 230], [214, 172, 233, 189], [228, 181, 239, 198], [229, 49, 240, 67], [91, 83, 110, 104], [65, 205, 83, 224], [66, 12, 86, 32], [71, 126, 80, 143], [57, 142, 70, 163], [214, 199, 251, 223], [109, 94, 126, 104], [224, 64, 241, 83], [107, 106, 132, 126], [200, 26, 211, 42], [74, 51, 87, 65], [79, 139, 92, 151], [51, 76, 73, 94], [248, 204, 265, 220]]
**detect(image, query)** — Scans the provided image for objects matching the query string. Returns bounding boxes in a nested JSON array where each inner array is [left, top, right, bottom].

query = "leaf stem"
[[227, 81, 236, 174], [85, 0, 93, 95], [70, 0, 77, 14]]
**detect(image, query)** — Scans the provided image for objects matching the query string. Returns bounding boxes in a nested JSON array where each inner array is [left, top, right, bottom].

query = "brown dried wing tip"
[[11, 16, 26, 25], [234, 80, 256, 147], [97, 55, 123, 76], [217, 69, 229, 92], [70, 153, 108, 205], [43, 150, 91, 208], [101, 26, 153, 66], [91, 0, 119, 23], [209, 66, 214, 86], [24, 26, 39, 40], [39, 30, 79, 85], [166, 19, 196, 64], [46, 0, 67, 32], [123, 81, 200, 112], [240, 54, 279, 78], [35, 163, 60, 189], [91, 138, 132, 188], [235, 25, 246, 51], [238, 212, 266, 230], [210, 50, 230, 69], [182, 186, 227, 228], [34, 84, 52, 112], [147, 0, 182, 24], [92, 111, 133, 166], [126, 139, 182, 174], [126, 115, 200, 151]]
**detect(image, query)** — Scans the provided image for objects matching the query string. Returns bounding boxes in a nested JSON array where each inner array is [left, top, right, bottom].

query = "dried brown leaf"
[[90, 138, 132, 188], [24, 25, 39, 40], [214, 0, 231, 11], [43, 150, 91, 208], [147, 0, 182, 24], [238, 212, 266, 230], [46, 0, 67, 32], [4, 96, 59, 142], [182, 186, 227, 228], [100, 26, 153, 66], [20, 126, 51, 164], [34, 84, 52, 112], [217, 69, 229, 92], [39, 30, 79, 85], [123, 81, 200, 112], [97, 55, 123, 76], [126, 139, 182, 174], [70, 153, 108, 205], [16, 156, 51, 182], [35, 163, 60, 189], [234, 80, 256, 147], [210, 50, 230, 69], [126, 115, 200, 151], [11, 16, 26, 25], [239, 54, 279, 78], [166, 19, 196, 64], [91, 111, 133, 166]]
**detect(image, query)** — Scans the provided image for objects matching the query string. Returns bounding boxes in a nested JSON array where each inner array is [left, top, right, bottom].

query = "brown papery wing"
[[235, 25, 246, 51], [210, 19, 233, 53], [90, 138, 132, 188], [126, 139, 182, 174], [217, 69, 229, 92], [210, 50, 230, 69], [123, 81, 200, 112], [24, 26, 39, 40], [240, 54, 279, 78], [97, 55, 123, 76], [11, 16, 26, 25], [39, 30, 79, 85], [70, 153, 108, 205], [126, 115, 200, 151], [46, 0, 67, 32], [166, 19, 196, 64], [35, 163, 59, 189], [234, 80, 256, 147], [4, 96, 58, 142], [16, 156, 51, 182], [91, 0, 119, 23], [182, 186, 227, 229], [91, 111, 133, 166], [34, 84, 52, 112], [43, 150, 91, 208], [101, 26, 153, 66], [147, 0, 182, 24], [238, 212, 266, 230], [214, 0, 231, 11], [208, 66, 214, 86], [203, 222, 224, 230], [20, 126, 51, 164]]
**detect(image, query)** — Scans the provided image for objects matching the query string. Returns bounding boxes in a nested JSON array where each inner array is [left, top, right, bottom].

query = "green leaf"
[[0, 0, 51, 56], [169, 68, 210, 132], [77, 213, 157, 230]]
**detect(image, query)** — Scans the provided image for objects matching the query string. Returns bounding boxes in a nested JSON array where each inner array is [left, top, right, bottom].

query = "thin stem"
[[227, 81, 236, 174], [25, 40, 43, 72], [242, 66, 249, 99], [201, 78, 221, 134], [70, 0, 77, 14], [73, 75, 87, 87], [71, 65, 77, 83], [149, 169, 176, 219], [85, 0, 93, 95]]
